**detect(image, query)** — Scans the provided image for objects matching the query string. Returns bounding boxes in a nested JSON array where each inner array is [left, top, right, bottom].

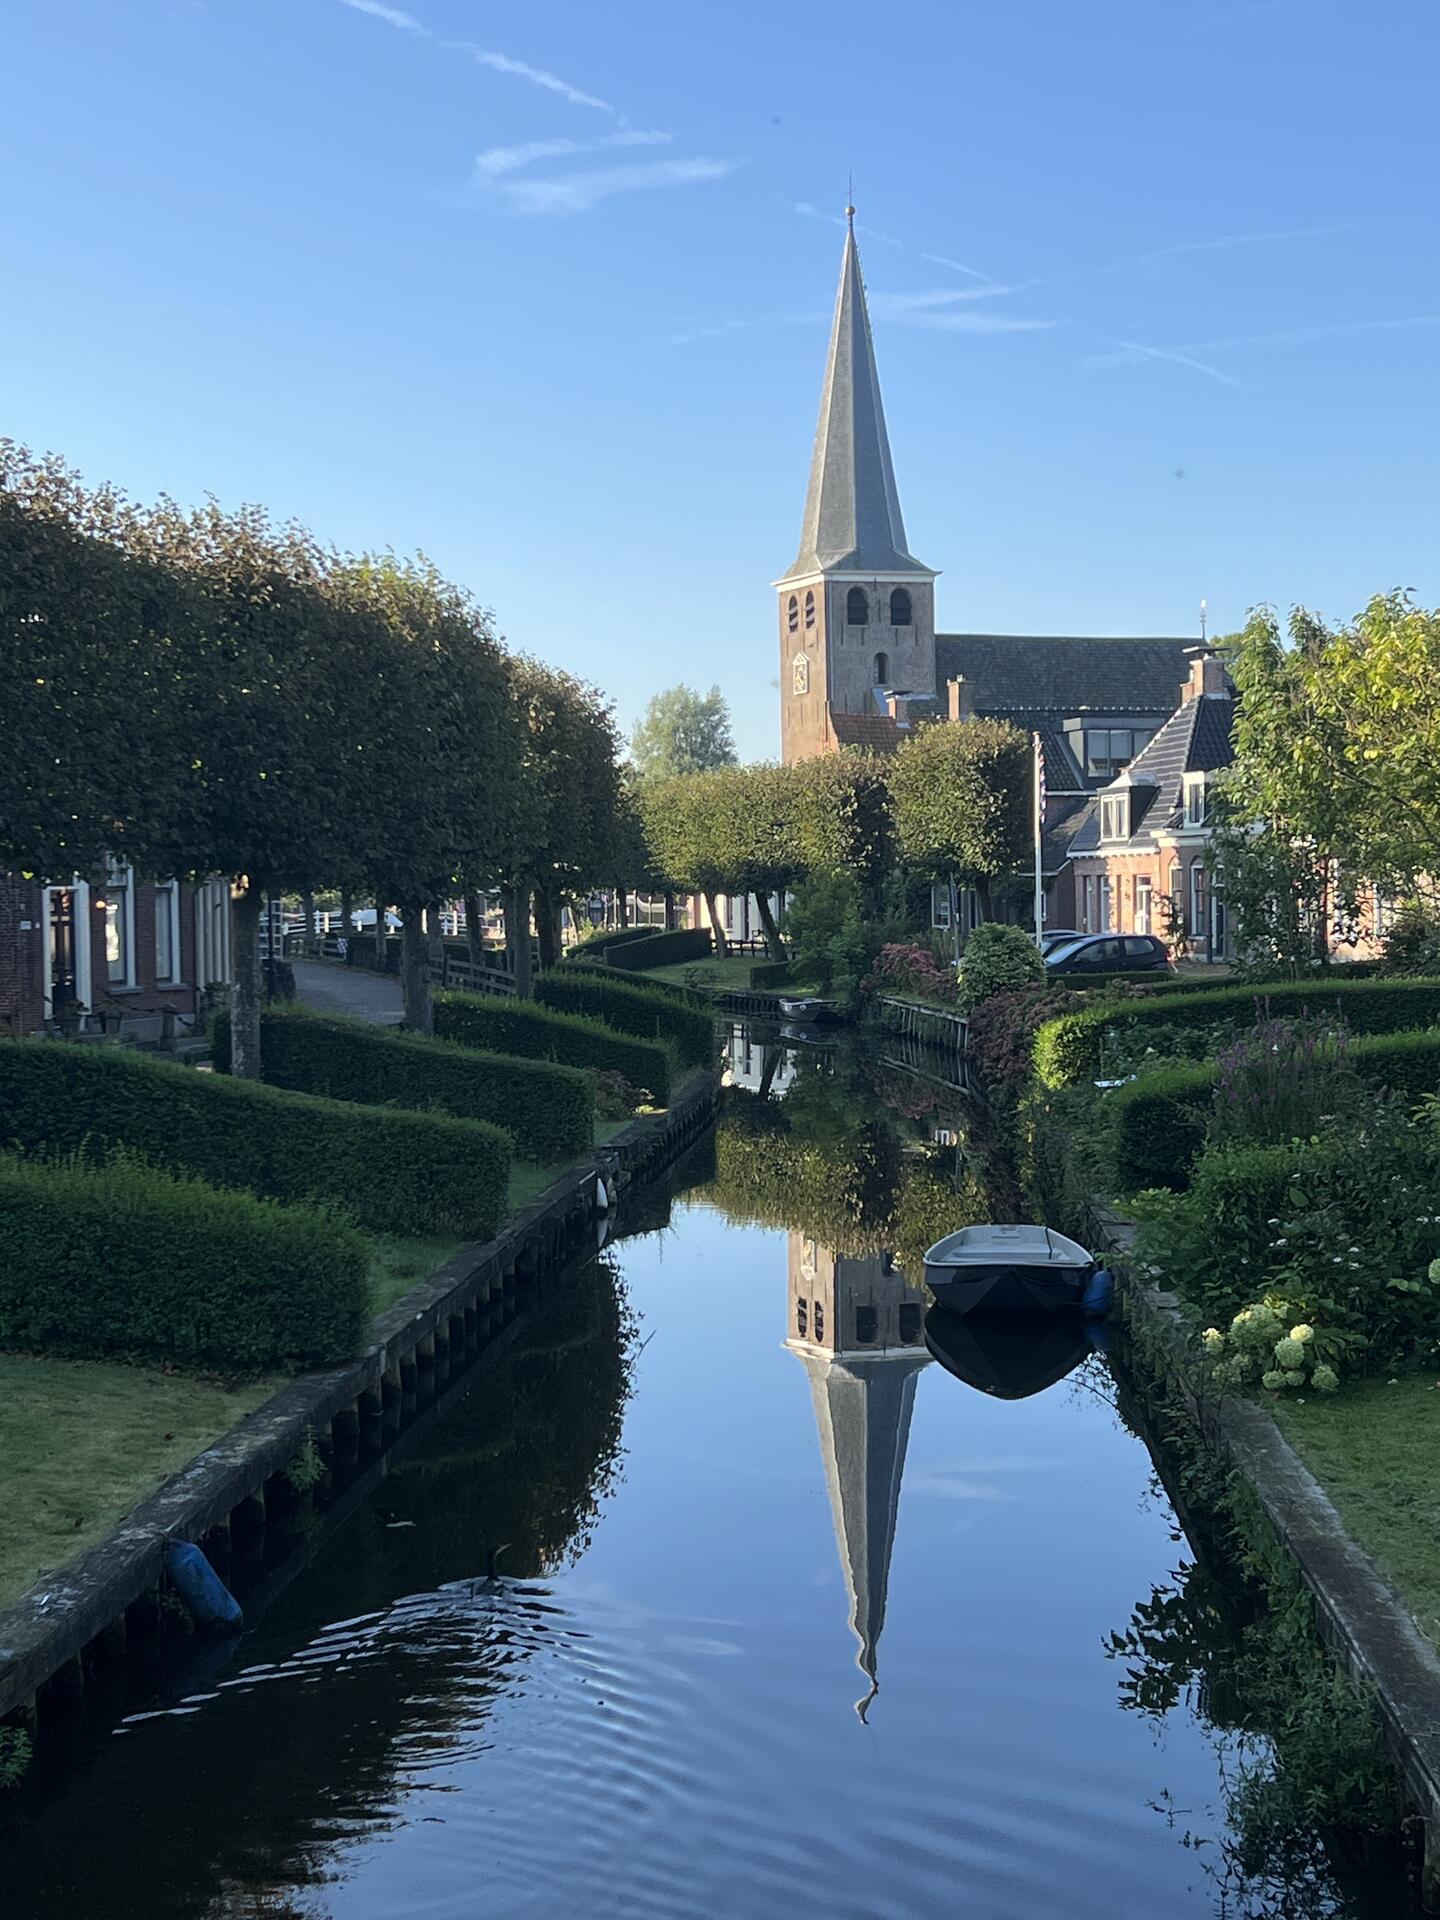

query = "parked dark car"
[[1044, 933, 1172, 976], [1038, 928, 1083, 957]]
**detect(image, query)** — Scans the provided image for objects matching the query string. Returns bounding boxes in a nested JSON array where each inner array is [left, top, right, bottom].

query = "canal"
[[5, 1024, 1417, 1918]]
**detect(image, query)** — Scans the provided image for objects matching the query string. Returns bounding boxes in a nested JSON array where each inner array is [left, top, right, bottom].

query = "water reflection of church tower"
[[786, 1235, 930, 1719]]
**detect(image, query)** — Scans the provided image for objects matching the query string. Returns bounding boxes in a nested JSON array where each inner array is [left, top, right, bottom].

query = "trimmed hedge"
[[434, 991, 671, 1101], [568, 926, 658, 959], [1104, 1028, 1440, 1191], [603, 927, 713, 971], [0, 1153, 367, 1371], [535, 969, 715, 1069], [0, 1038, 510, 1240], [1034, 976, 1440, 1089], [215, 1007, 592, 1164]]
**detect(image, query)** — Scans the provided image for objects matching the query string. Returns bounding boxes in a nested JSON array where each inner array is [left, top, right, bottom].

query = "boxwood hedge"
[[568, 925, 658, 959], [602, 927, 713, 971], [0, 1153, 367, 1371], [434, 992, 671, 1101], [535, 969, 715, 1070], [1104, 1027, 1440, 1191], [215, 1007, 592, 1163], [0, 1038, 510, 1240], [1034, 976, 1440, 1089]]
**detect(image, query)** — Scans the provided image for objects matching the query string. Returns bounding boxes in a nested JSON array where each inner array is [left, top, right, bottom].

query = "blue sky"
[[6, 1, 1438, 757]]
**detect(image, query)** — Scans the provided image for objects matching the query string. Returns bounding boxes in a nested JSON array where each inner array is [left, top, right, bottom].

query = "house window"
[[1373, 892, 1395, 937], [931, 883, 952, 930], [101, 863, 135, 987], [787, 594, 798, 633], [890, 587, 912, 627], [898, 1302, 922, 1344], [873, 651, 890, 684], [154, 881, 181, 985], [855, 1305, 878, 1344], [847, 587, 869, 626], [1086, 728, 1149, 778], [1184, 776, 1208, 827], [1101, 796, 1126, 842], [1190, 863, 1208, 937], [804, 589, 815, 629], [792, 651, 810, 696], [1081, 874, 1094, 932], [1098, 876, 1113, 932], [1135, 875, 1152, 936], [796, 1298, 808, 1338], [814, 1301, 825, 1342]]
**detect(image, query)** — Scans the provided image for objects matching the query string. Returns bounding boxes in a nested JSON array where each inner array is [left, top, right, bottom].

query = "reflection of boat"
[[923, 1305, 1090, 1400], [778, 1021, 837, 1048], [923, 1224, 1096, 1317], [778, 996, 841, 1024]]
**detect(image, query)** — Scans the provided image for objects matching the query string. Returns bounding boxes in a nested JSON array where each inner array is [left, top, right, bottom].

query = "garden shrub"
[[1201, 1299, 1343, 1396], [215, 1007, 591, 1163], [863, 942, 959, 1006], [535, 969, 715, 1069], [782, 871, 867, 999], [568, 925, 658, 960], [0, 1153, 367, 1370], [0, 1038, 510, 1239], [1034, 976, 1440, 1089], [434, 991, 671, 1101], [602, 927, 713, 971], [750, 960, 796, 989], [968, 985, 1080, 1107], [1380, 909, 1440, 977], [957, 922, 1044, 1012]]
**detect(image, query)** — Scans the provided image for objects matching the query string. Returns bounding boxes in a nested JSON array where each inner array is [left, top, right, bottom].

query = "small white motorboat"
[[777, 996, 841, 1024], [923, 1224, 1100, 1318]]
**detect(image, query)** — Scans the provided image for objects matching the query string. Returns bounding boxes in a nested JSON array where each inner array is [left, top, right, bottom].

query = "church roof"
[[935, 633, 1193, 716], [780, 215, 933, 584]]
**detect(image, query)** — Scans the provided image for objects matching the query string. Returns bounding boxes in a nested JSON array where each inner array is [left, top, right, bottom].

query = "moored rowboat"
[[923, 1224, 1101, 1318]]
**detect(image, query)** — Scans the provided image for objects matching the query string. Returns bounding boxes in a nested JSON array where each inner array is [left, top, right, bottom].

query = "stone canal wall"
[[1094, 1203, 1440, 1911], [0, 1070, 719, 1738]]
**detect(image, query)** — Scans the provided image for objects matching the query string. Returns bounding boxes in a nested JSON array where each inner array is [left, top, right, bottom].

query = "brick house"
[[0, 867, 232, 1040], [1067, 651, 1236, 962]]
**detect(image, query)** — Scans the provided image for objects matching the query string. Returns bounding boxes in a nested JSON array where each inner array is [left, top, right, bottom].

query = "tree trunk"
[[616, 887, 629, 927], [535, 886, 562, 970], [704, 891, 729, 959], [664, 890, 678, 932], [949, 872, 962, 972], [230, 878, 264, 1080], [753, 890, 786, 963], [463, 890, 485, 969], [505, 886, 534, 999], [399, 900, 433, 1033], [758, 1048, 779, 1101]]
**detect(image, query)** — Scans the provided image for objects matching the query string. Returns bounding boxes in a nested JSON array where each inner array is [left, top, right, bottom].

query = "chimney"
[[886, 691, 912, 727], [947, 675, 975, 722], [1181, 645, 1230, 705]]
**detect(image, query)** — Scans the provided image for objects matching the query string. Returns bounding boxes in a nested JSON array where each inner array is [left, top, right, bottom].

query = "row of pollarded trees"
[[636, 720, 1032, 958], [1, 443, 627, 1072]]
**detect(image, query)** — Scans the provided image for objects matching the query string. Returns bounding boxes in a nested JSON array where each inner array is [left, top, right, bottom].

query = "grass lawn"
[[641, 954, 795, 992], [1273, 1376, 1440, 1645], [0, 1355, 282, 1611]]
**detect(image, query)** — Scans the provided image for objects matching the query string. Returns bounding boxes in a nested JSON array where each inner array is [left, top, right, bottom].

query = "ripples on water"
[[3, 1028, 1417, 1919]]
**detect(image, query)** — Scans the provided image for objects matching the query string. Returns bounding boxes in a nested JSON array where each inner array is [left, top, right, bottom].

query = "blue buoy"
[[1081, 1266, 1115, 1320], [165, 1538, 243, 1632]]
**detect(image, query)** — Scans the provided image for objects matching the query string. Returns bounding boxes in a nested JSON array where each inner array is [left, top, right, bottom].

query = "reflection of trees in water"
[[3, 1255, 637, 1920]]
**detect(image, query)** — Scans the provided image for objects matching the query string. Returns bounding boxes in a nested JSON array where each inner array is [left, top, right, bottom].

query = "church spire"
[[782, 209, 931, 583]]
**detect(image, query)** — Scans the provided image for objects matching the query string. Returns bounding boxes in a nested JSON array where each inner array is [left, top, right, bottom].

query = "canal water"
[[5, 1026, 1415, 1918]]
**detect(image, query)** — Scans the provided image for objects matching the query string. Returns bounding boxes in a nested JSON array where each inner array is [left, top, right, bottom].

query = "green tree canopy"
[[629, 683, 736, 783], [888, 719, 1031, 914], [787, 749, 895, 899]]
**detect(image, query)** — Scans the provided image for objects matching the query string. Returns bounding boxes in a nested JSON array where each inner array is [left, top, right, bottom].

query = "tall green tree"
[[630, 683, 736, 783], [787, 750, 895, 904], [888, 719, 1031, 920]]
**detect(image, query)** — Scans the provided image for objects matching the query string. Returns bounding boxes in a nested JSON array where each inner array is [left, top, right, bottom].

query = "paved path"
[[291, 958, 404, 1025]]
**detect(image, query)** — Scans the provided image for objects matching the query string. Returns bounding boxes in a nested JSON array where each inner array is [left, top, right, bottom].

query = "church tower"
[[777, 209, 938, 762]]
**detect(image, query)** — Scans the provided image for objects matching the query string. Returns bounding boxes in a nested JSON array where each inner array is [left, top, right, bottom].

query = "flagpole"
[[1032, 731, 1045, 948]]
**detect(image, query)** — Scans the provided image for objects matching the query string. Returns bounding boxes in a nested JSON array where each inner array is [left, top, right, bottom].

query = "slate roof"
[[780, 217, 933, 583], [1070, 692, 1235, 855], [1040, 794, 1095, 876], [831, 711, 906, 750], [935, 633, 1194, 717]]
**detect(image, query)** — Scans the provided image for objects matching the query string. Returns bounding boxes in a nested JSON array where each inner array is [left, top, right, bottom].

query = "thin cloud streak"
[[1185, 314, 1440, 351], [475, 131, 670, 177], [501, 157, 739, 216], [792, 199, 996, 285], [338, 0, 425, 28], [901, 310, 1059, 335], [1143, 222, 1353, 265], [336, 1, 619, 115], [1083, 339, 1240, 385]]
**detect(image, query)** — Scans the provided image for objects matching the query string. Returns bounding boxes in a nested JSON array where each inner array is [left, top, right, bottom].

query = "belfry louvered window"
[[890, 587, 912, 626], [847, 587, 869, 626]]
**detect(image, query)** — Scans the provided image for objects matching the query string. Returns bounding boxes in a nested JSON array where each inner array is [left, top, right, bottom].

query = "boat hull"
[[924, 1263, 1090, 1317]]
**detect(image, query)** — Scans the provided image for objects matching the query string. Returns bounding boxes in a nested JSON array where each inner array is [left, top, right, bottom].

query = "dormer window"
[[846, 587, 869, 626], [890, 587, 912, 627], [787, 594, 798, 634], [804, 589, 815, 630], [1086, 727, 1149, 778], [1101, 795, 1127, 843], [1184, 775, 1208, 827]]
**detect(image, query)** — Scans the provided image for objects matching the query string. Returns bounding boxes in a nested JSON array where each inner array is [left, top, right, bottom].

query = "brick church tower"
[[777, 209, 938, 762]]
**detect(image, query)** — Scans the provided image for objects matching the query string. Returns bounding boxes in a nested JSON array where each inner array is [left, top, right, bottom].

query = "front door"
[[48, 887, 77, 1013], [1135, 877, 1152, 936]]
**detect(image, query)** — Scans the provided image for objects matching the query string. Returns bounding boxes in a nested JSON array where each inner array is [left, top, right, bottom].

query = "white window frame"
[[1184, 775, 1208, 828], [1098, 876, 1113, 933], [1135, 875, 1153, 936], [1189, 862, 1207, 937], [102, 860, 137, 989], [153, 879, 182, 985], [41, 878, 92, 1019], [1081, 874, 1094, 933], [1101, 796, 1126, 843], [931, 883, 952, 930]]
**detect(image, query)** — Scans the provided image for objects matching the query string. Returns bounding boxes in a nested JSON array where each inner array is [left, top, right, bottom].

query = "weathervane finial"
[[846, 173, 855, 224]]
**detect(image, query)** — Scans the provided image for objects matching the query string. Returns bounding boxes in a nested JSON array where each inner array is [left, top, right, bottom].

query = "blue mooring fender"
[[1082, 1266, 1115, 1320], [165, 1538, 243, 1633]]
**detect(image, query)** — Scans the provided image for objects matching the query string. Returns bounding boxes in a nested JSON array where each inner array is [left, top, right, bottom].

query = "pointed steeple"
[[781, 209, 931, 582]]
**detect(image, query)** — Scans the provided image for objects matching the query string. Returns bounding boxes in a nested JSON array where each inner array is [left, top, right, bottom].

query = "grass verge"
[[1273, 1377, 1440, 1646], [641, 955, 773, 991]]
